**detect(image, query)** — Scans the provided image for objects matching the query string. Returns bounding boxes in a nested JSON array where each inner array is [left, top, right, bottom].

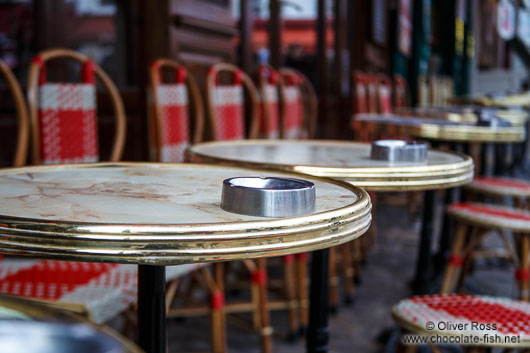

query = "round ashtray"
[[221, 177, 316, 218], [370, 140, 427, 163]]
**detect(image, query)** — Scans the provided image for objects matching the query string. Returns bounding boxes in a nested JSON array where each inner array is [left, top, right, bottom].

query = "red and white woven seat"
[[37, 60, 98, 164], [0, 258, 203, 323], [210, 70, 245, 141], [393, 294, 530, 346], [466, 177, 530, 198], [283, 75, 304, 139], [448, 202, 530, 232]]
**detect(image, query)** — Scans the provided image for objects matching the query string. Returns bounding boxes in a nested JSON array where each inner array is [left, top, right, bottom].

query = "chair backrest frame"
[[0, 60, 29, 167], [149, 58, 204, 162], [27, 48, 126, 164], [206, 63, 259, 140]]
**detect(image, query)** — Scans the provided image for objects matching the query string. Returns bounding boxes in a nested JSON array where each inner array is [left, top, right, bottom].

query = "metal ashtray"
[[370, 140, 427, 163], [221, 177, 316, 218]]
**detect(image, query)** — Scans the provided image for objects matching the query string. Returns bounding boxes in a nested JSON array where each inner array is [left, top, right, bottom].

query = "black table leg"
[[412, 190, 436, 294], [138, 265, 166, 353], [433, 187, 458, 278], [307, 248, 330, 353]]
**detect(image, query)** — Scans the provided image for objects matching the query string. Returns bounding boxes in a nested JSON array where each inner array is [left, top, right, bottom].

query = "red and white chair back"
[[281, 72, 305, 139], [33, 57, 98, 164], [353, 71, 368, 114], [149, 63, 190, 162], [366, 74, 379, 114], [377, 74, 392, 114], [27, 49, 126, 165], [393, 74, 409, 108], [257, 66, 280, 139], [208, 68, 246, 140]]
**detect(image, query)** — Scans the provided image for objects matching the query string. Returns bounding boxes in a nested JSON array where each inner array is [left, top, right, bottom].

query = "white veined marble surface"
[[0, 164, 357, 224], [190, 140, 465, 168]]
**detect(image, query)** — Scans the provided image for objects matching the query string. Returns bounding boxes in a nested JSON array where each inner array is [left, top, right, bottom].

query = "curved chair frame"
[[206, 63, 259, 140], [0, 60, 29, 167], [279, 68, 317, 139], [27, 48, 126, 164], [149, 58, 204, 162]]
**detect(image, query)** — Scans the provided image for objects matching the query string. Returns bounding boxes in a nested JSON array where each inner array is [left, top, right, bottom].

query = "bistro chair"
[[256, 64, 281, 139], [279, 68, 317, 139], [148, 58, 226, 353], [207, 63, 272, 353], [393, 294, 530, 352], [353, 70, 368, 114], [376, 74, 392, 114], [27, 48, 126, 164], [441, 200, 530, 301], [0, 49, 133, 326], [393, 74, 410, 109], [0, 59, 29, 167], [149, 58, 204, 162], [206, 63, 259, 141]]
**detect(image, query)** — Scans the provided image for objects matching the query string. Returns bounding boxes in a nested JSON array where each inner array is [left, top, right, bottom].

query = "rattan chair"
[[279, 68, 317, 139], [376, 73, 392, 114], [148, 58, 226, 353], [207, 63, 272, 353], [0, 49, 132, 328], [393, 74, 410, 109], [149, 58, 204, 162], [0, 59, 29, 167], [27, 48, 126, 164], [256, 65, 281, 139], [206, 63, 259, 141]]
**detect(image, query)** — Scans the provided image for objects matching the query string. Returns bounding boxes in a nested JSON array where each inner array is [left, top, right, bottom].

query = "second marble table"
[[189, 139, 474, 351]]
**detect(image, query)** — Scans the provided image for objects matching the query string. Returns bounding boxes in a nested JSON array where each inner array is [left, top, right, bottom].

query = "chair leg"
[[516, 234, 530, 301], [329, 246, 339, 313], [212, 263, 226, 353], [440, 223, 469, 294], [283, 255, 298, 340], [296, 253, 308, 334], [341, 242, 355, 304], [352, 238, 363, 284], [255, 259, 273, 353]]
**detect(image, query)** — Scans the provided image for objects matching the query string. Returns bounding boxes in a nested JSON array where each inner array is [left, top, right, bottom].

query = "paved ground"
[[165, 192, 519, 353]]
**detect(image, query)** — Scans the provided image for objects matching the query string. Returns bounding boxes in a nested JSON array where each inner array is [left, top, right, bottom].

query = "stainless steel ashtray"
[[221, 177, 316, 218], [370, 140, 427, 163]]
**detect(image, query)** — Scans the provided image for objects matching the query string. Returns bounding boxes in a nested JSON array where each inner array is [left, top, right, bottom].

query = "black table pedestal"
[[307, 248, 330, 353], [138, 265, 167, 353], [412, 190, 436, 294]]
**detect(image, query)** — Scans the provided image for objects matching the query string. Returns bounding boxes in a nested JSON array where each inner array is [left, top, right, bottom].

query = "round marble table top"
[[188, 140, 474, 191], [0, 163, 371, 265], [353, 113, 526, 142]]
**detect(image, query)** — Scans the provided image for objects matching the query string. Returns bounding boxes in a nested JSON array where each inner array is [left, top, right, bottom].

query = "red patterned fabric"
[[366, 75, 378, 113], [394, 75, 407, 108], [151, 84, 190, 162], [38, 83, 98, 164], [378, 76, 392, 114], [0, 258, 204, 323], [212, 84, 245, 140], [395, 294, 530, 339], [283, 75, 304, 139], [259, 83, 280, 138]]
